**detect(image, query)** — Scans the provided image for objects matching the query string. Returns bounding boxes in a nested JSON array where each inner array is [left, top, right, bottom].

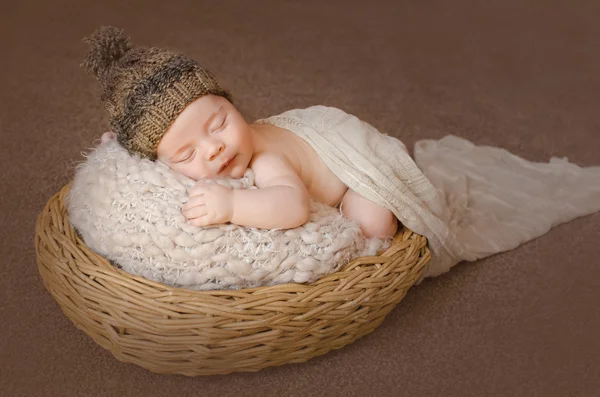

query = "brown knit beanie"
[[81, 26, 232, 160]]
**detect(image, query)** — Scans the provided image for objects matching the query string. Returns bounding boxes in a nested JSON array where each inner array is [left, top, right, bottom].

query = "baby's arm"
[[230, 153, 310, 229], [183, 153, 310, 229]]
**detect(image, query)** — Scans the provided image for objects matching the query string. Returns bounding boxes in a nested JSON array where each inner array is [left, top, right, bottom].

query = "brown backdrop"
[[2, 0, 599, 396]]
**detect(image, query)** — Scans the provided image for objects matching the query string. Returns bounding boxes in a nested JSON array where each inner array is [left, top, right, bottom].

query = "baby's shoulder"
[[249, 151, 304, 188], [250, 151, 297, 176]]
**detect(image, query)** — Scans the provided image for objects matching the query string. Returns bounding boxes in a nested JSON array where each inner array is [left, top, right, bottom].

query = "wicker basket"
[[34, 183, 430, 376]]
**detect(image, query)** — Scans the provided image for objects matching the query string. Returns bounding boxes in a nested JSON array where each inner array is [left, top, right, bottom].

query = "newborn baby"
[[101, 94, 398, 239], [86, 26, 397, 239]]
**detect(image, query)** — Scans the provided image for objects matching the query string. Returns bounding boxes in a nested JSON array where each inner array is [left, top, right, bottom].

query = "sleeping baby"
[[87, 26, 398, 239], [84, 26, 600, 281]]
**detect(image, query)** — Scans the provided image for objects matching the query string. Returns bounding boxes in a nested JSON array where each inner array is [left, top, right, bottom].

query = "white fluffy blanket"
[[67, 140, 387, 290]]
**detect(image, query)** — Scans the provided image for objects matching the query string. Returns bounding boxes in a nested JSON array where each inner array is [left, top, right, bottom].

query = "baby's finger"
[[182, 195, 206, 211], [187, 214, 210, 227], [182, 204, 207, 219]]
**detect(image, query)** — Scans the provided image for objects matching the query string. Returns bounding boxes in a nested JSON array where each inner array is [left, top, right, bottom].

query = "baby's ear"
[[101, 131, 116, 143]]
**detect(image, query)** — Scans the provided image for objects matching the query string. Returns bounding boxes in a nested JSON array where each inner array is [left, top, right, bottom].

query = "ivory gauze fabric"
[[257, 106, 600, 279]]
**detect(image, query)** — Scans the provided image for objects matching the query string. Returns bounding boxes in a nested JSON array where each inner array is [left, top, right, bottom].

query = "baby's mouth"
[[219, 155, 236, 174]]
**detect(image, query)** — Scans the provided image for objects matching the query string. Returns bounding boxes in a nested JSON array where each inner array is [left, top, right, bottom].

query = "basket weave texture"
[[35, 184, 430, 376]]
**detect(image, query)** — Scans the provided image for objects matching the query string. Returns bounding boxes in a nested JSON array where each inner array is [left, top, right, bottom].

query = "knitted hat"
[[81, 26, 232, 160]]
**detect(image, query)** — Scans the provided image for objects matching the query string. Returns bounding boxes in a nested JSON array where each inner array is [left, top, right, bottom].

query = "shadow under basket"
[[34, 183, 431, 376]]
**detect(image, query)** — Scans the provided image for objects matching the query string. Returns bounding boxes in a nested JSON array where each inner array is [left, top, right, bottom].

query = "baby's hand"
[[182, 181, 234, 227]]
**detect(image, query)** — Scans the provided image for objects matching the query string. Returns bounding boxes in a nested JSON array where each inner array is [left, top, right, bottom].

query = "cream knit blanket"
[[67, 140, 388, 290], [258, 106, 600, 278]]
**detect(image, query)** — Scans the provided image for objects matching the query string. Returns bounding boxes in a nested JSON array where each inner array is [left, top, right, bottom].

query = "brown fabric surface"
[[2, 0, 599, 396]]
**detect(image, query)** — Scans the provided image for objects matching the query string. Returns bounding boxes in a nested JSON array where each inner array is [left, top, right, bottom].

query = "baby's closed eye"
[[211, 116, 227, 133], [179, 150, 196, 163]]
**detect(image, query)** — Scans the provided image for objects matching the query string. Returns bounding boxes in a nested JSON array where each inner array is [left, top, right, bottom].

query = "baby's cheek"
[[182, 162, 213, 181], [182, 167, 201, 181], [167, 163, 191, 180]]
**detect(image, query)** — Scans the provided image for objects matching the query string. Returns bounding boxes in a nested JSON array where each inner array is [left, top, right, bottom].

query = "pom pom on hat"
[[81, 26, 133, 80]]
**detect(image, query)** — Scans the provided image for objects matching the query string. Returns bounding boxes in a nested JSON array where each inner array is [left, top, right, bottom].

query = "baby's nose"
[[207, 141, 225, 161]]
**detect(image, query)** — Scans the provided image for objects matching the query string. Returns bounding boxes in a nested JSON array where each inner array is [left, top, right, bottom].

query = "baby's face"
[[157, 94, 254, 181]]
